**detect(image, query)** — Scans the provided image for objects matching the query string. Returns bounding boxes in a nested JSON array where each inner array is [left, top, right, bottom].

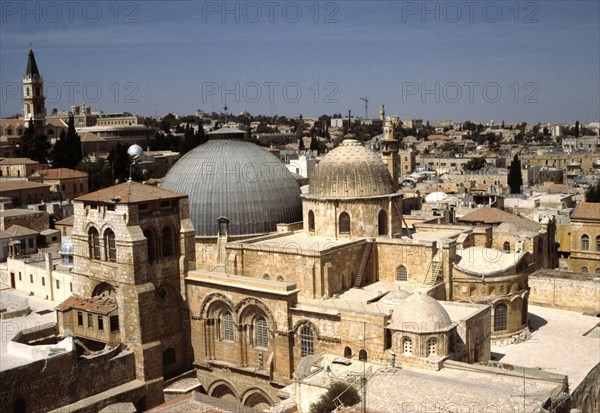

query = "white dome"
[[127, 144, 144, 158], [389, 293, 453, 332], [425, 191, 448, 203], [380, 289, 410, 306]]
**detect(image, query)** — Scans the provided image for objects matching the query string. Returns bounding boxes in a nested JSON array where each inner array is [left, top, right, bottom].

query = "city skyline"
[[1, 1, 599, 123]]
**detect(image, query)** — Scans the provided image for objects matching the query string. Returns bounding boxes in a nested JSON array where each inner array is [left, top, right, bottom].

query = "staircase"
[[423, 251, 443, 285], [354, 240, 374, 287]]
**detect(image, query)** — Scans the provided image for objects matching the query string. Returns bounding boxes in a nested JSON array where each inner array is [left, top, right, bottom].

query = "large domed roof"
[[308, 139, 395, 198], [388, 293, 453, 332], [162, 135, 302, 237]]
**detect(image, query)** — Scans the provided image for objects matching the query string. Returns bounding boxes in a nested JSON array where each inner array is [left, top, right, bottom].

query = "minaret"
[[380, 116, 400, 189], [23, 48, 46, 129], [379, 104, 385, 121]]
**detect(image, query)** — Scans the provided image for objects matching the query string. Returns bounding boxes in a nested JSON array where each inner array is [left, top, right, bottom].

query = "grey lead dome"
[[161, 134, 302, 237]]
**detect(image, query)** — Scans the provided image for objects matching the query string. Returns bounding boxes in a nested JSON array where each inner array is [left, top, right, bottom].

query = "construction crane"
[[360, 97, 369, 119]]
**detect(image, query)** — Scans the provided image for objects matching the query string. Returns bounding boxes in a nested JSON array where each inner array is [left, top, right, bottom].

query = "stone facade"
[[567, 203, 600, 274]]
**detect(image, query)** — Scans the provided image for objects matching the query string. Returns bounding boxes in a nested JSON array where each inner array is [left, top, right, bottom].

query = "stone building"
[[29, 168, 89, 200], [567, 202, 600, 274]]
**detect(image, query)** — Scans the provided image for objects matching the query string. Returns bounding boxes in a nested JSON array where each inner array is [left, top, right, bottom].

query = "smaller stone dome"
[[308, 139, 395, 198], [380, 289, 410, 306], [593, 159, 600, 167], [425, 191, 447, 203], [389, 293, 452, 332]]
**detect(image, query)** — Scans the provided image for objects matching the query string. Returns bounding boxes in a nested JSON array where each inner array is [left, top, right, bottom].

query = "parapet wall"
[[529, 270, 600, 314]]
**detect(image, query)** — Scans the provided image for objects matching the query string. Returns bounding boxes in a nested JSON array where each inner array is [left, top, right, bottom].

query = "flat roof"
[[244, 232, 358, 252], [492, 304, 600, 390]]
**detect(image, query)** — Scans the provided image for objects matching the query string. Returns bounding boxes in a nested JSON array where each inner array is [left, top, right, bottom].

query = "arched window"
[[104, 229, 116, 262], [494, 304, 507, 332], [300, 325, 314, 357], [344, 346, 352, 358], [426, 338, 437, 356], [262, 274, 270, 280], [339, 212, 350, 234], [144, 229, 156, 262], [162, 347, 176, 366], [89, 227, 100, 259], [378, 209, 388, 236], [276, 276, 284, 282], [581, 234, 589, 251], [222, 311, 234, 341], [396, 265, 408, 282], [596, 268, 600, 275], [162, 227, 173, 257], [596, 236, 600, 252], [255, 316, 269, 348], [581, 266, 588, 274], [358, 349, 367, 361], [503, 242, 510, 252], [308, 210, 315, 232], [402, 337, 412, 355]]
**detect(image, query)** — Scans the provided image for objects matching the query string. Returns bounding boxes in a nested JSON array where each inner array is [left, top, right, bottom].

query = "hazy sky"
[[1, 1, 599, 123]]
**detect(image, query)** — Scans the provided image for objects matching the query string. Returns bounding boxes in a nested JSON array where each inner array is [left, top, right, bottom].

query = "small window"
[[581, 234, 590, 251], [18, 272, 22, 281], [300, 325, 314, 357], [105, 229, 116, 262], [308, 210, 315, 232], [56, 280, 60, 289], [98, 316, 104, 331], [87, 313, 93, 328], [396, 266, 408, 282], [70, 282, 73, 292], [89, 228, 101, 259], [402, 337, 413, 355], [426, 338, 437, 356], [30, 274, 33, 283], [255, 316, 269, 348], [41, 277, 45, 286], [503, 241, 510, 252], [596, 236, 600, 252], [77, 312, 83, 326], [581, 266, 588, 274], [494, 304, 508, 331], [110, 315, 119, 332], [222, 311, 234, 341], [144, 229, 156, 262], [339, 212, 350, 234], [378, 209, 388, 236], [358, 349, 367, 361]]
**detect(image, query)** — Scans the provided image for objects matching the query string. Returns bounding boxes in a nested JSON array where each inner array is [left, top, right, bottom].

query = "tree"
[[585, 181, 600, 203], [16, 121, 51, 164], [77, 158, 113, 191], [575, 120, 580, 138], [463, 157, 486, 171], [51, 114, 82, 169], [309, 381, 360, 413], [108, 143, 130, 183], [508, 154, 523, 194]]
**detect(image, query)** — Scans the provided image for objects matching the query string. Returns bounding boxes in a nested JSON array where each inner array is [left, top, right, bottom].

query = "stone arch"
[[510, 296, 523, 327], [493, 301, 509, 332], [503, 241, 510, 252], [396, 265, 408, 282], [344, 346, 352, 358], [582, 394, 592, 413], [236, 297, 276, 329], [241, 388, 274, 409], [87, 225, 101, 260], [200, 293, 236, 320], [339, 211, 351, 234], [142, 226, 158, 262], [92, 282, 116, 297], [378, 209, 388, 236], [208, 380, 238, 401], [308, 210, 315, 232], [510, 282, 520, 294], [103, 228, 116, 262], [262, 274, 270, 280], [358, 348, 367, 361], [276, 276, 284, 282], [469, 285, 477, 297]]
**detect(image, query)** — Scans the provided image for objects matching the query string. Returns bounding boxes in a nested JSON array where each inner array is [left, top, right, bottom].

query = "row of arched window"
[[144, 227, 175, 261], [88, 227, 116, 262], [307, 209, 388, 236], [502, 238, 544, 253], [401, 337, 438, 357], [580, 234, 600, 251], [580, 266, 600, 275]]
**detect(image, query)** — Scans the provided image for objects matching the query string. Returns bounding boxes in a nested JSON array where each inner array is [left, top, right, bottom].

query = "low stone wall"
[[529, 269, 600, 314]]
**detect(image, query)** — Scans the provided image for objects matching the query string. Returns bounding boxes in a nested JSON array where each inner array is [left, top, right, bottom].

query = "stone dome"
[[161, 134, 302, 237], [380, 289, 411, 306], [593, 159, 600, 167], [388, 293, 453, 332], [308, 139, 395, 198]]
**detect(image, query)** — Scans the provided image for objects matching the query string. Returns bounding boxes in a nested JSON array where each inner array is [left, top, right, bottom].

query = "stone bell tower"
[[23, 48, 46, 129], [380, 116, 400, 188]]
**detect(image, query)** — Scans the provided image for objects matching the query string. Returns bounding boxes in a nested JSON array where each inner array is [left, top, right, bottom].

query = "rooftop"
[[76, 181, 186, 204], [458, 207, 541, 232], [56, 295, 118, 315], [454, 247, 525, 276], [36, 168, 88, 180], [0, 181, 50, 191], [0, 158, 39, 165], [243, 231, 358, 252], [571, 202, 600, 220]]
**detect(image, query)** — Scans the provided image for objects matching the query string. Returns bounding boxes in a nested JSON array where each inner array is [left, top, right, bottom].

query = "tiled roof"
[[0, 225, 39, 239], [458, 207, 541, 232], [38, 168, 88, 180], [571, 202, 600, 221], [76, 181, 186, 204], [56, 295, 118, 315], [0, 180, 50, 191], [0, 158, 39, 165], [55, 215, 74, 226]]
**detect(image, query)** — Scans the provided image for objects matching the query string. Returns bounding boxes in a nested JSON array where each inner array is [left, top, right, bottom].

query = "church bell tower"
[[23, 48, 46, 129]]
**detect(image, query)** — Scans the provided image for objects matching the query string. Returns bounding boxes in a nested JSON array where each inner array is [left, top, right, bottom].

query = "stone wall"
[[0, 348, 137, 413], [375, 238, 435, 284], [528, 270, 600, 314]]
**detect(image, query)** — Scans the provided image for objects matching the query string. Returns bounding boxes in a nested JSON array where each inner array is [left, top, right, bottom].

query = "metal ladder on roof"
[[423, 250, 443, 285], [354, 239, 374, 288]]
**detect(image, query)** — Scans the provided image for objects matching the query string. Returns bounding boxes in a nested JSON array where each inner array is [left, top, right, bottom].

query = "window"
[[70, 282, 73, 292], [110, 315, 119, 332], [396, 265, 408, 282], [18, 272, 22, 281], [56, 280, 60, 289], [162, 227, 173, 257], [62, 226, 67, 236], [87, 313, 93, 328], [77, 312, 83, 326], [402, 337, 412, 355], [144, 229, 156, 262], [41, 277, 45, 286], [308, 210, 315, 232], [426, 338, 437, 356], [30, 274, 33, 283], [494, 304, 508, 331], [89, 228, 100, 259], [503, 242, 510, 252], [581, 234, 590, 251], [104, 229, 116, 262], [98, 316, 104, 331], [596, 268, 600, 275], [339, 212, 350, 234], [358, 349, 367, 361], [581, 266, 588, 274], [255, 316, 269, 348], [222, 311, 234, 341], [596, 236, 600, 252], [378, 209, 388, 236], [344, 346, 352, 358], [300, 326, 314, 357]]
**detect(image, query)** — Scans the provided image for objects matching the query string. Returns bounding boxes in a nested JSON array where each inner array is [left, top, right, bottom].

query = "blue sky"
[[1, 1, 599, 123]]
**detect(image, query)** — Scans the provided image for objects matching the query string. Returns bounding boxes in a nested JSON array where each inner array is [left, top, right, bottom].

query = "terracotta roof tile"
[[571, 202, 600, 220], [0, 225, 39, 238], [56, 295, 118, 315], [55, 215, 74, 226], [39, 168, 88, 179], [458, 207, 541, 232], [0, 180, 50, 191], [76, 181, 186, 204]]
